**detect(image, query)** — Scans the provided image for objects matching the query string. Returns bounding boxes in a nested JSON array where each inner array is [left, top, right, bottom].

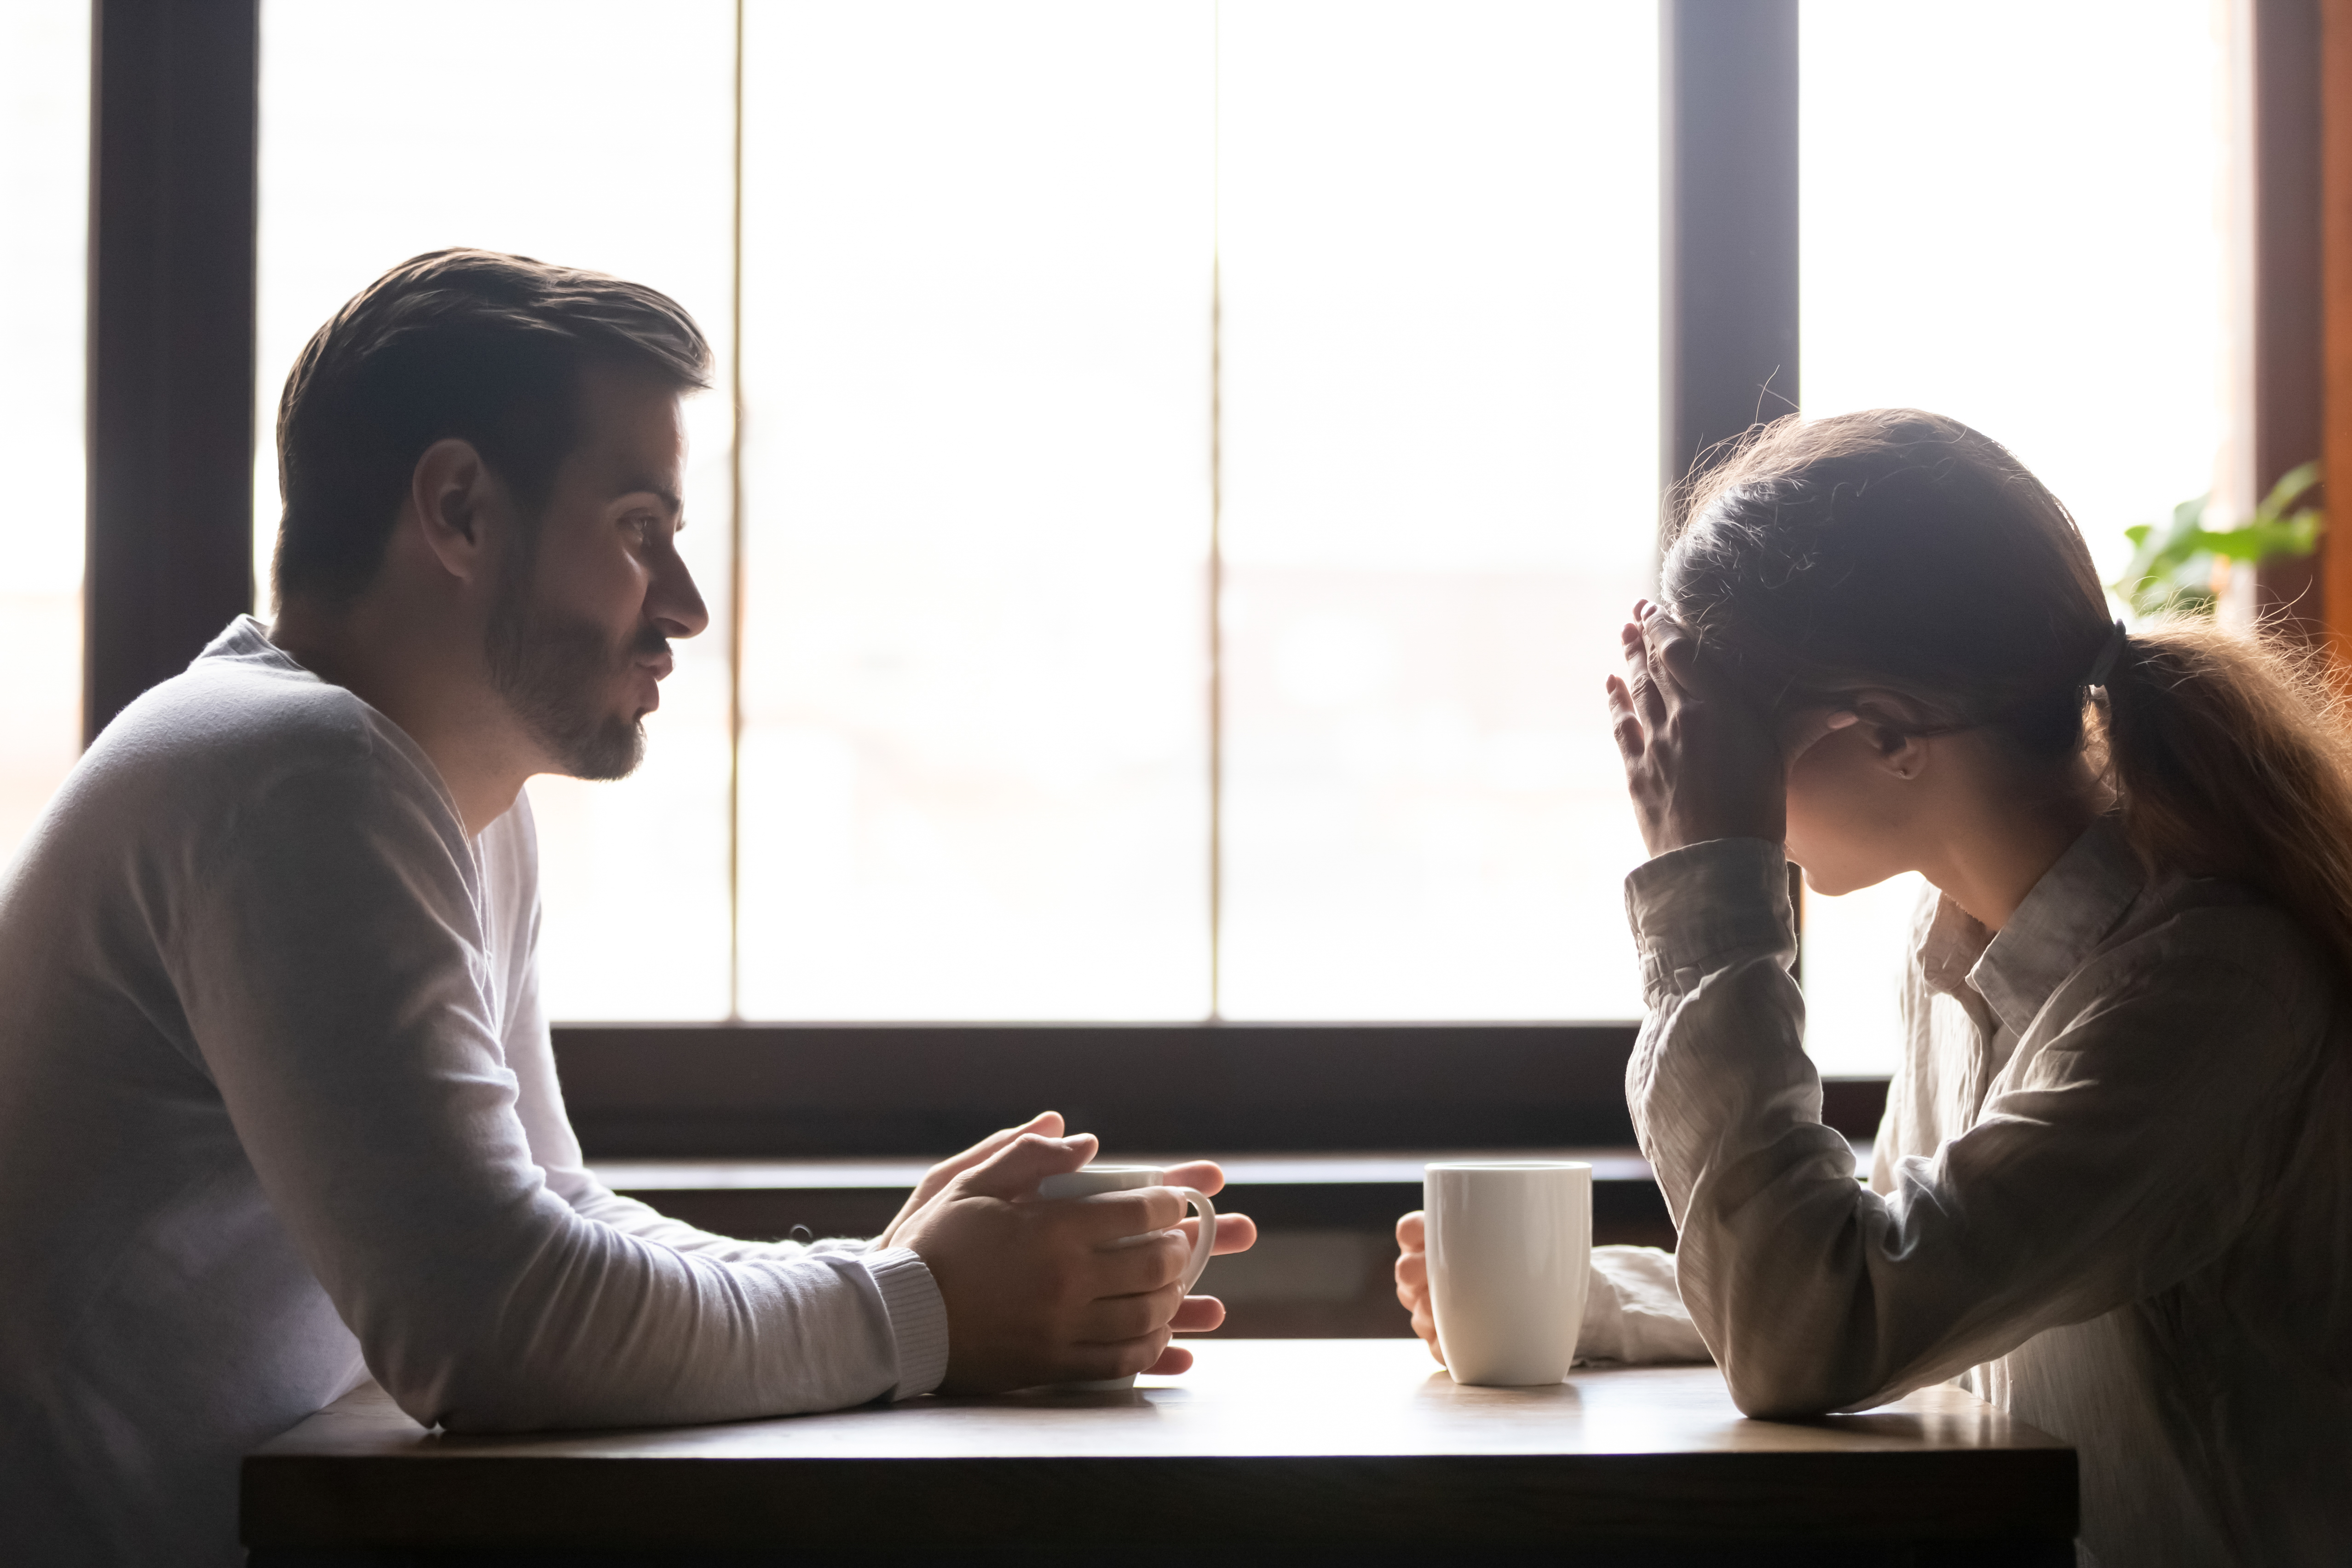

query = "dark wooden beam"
[[2322, 0, 2352, 666], [555, 1022, 1645, 1159], [86, 0, 259, 744], [2249, 0, 2327, 639], [1660, 0, 1800, 504], [551, 1021, 1889, 1161]]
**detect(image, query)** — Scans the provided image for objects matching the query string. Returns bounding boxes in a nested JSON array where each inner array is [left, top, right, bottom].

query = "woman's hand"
[[1603, 600, 1852, 857], [1394, 1211, 1444, 1366]]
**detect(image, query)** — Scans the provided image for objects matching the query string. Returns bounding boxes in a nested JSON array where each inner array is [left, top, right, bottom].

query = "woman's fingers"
[[1394, 1207, 1440, 1364], [1395, 1248, 1426, 1290], [1639, 608, 1695, 696], [1605, 674, 1645, 762], [1620, 619, 1669, 730]]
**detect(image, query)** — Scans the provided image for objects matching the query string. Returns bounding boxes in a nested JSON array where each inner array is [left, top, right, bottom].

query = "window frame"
[[550, 1020, 1896, 1158]]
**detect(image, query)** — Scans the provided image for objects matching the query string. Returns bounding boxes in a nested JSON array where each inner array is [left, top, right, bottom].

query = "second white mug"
[[1424, 1160, 1591, 1387]]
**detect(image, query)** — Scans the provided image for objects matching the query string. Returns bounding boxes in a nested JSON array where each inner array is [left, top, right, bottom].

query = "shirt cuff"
[[863, 1246, 950, 1399], [1624, 837, 1794, 1003]]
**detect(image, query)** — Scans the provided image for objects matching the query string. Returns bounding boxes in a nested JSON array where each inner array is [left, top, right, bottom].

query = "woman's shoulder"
[[2070, 868, 2338, 1040]]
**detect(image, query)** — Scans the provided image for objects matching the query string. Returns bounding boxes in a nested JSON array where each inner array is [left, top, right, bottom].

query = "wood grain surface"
[[243, 1339, 2073, 1561]]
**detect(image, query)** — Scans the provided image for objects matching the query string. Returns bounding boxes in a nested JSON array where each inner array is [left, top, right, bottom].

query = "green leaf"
[[2108, 461, 2325, 620], [2259, 461, 2322, 521]]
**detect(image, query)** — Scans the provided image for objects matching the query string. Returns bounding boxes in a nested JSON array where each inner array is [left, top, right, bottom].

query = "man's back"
[[0, 619, 538, 1563]]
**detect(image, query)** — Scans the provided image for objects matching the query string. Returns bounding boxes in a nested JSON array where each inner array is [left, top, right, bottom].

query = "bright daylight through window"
[[0, 3, 2231, 1066], [259, 0, 1659, 1026], [0, 4, 86, 882]]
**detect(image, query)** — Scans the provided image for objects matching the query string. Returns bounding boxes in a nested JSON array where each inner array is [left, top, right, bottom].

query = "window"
[[259, 0, 1659, 1026], [734, 2, 1218, 1021], [0, 3, 88, 874], [14, 0, 2237, 1078]]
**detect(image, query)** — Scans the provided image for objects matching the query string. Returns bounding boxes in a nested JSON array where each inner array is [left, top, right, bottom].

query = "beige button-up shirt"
[[1624, 822, 2352, 1568]]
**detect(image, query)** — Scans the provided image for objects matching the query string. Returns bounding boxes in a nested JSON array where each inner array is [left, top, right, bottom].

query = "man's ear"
[[407, 438, 507, 586]]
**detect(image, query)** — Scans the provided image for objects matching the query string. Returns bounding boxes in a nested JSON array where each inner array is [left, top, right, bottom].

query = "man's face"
[[486, 366, 708, 780]]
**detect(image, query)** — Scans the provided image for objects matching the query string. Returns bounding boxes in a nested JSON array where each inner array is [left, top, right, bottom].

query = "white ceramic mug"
[[1424, 1160, 1591, 1387], [1033, 1164, 1217, 1390]]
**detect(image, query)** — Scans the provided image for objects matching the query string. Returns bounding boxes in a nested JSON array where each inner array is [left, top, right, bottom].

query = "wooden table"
[[243, 1339, 2075, 1566]]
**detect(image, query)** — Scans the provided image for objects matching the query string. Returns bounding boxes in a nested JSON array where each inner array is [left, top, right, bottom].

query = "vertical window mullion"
[[1658, 0, 1801, 976], [727, 0, 748, 1022]]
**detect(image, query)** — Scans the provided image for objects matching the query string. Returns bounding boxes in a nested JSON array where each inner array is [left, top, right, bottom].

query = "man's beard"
[[486, 574, 663, 783]]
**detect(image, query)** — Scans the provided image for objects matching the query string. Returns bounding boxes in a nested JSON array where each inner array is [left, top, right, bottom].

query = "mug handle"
[[1169, 1187, 1217, 1293]]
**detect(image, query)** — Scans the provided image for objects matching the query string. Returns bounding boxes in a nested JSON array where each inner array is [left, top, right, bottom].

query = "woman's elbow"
[[1720, 1353, 1851, 1419]]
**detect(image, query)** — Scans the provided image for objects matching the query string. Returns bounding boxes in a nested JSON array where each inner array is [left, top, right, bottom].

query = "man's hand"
[[1394, 1210, 1444, 1366], [874, 1111, 1067, 1252], [1143, 1156, 1257, 1377], [891, 1131, 1258, 1392], [1603, 600, 1853, 857]]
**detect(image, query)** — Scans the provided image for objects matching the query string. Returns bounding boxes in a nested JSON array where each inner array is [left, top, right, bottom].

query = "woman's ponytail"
[[2100, 622, 2352, 977]]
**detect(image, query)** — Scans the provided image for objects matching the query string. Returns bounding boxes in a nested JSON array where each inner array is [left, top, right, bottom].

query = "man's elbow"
[[368, 1330, 579, 1434]]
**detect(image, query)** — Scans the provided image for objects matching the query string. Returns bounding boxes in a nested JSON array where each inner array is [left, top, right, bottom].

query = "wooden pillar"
[[2324, 0, 2352, 666], [86, 0, 260, 744], [2245, 0, 2326, 641]]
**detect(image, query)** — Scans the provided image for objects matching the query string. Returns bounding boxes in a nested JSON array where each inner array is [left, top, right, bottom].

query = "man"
[[0, 250, 1253, 1567]]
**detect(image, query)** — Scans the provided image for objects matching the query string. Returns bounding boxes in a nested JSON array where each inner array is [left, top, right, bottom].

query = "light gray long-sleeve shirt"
[[1623, 824, 2352, 1567], [0, 618, 949, 1568]]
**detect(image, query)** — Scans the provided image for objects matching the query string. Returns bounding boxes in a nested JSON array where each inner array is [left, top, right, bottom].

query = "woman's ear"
[[1843, 689, 1936, 782], [1868, 725, 1931, 781]]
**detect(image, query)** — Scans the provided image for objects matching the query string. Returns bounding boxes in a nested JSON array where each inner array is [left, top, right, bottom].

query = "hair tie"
[[2084, 618, 2127, 689]]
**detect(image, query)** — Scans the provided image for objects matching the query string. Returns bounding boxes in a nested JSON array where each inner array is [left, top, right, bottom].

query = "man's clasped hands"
[[876, 1111, 1258, 1393]]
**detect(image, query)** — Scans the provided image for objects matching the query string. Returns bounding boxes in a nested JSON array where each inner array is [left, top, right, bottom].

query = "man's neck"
[[269, 597, 539, 837]]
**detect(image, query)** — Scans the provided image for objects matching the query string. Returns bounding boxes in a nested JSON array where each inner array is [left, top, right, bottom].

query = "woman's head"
[[1662, 411, 2120, 893], [1662, 409, 2352, 981]]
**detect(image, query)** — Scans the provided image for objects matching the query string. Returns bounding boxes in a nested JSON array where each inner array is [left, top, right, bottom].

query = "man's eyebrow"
[[613, 479, 684, 514]]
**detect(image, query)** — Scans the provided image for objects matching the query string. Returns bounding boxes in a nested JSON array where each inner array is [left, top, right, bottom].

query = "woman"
[[1395, 410, 2352, 1567]]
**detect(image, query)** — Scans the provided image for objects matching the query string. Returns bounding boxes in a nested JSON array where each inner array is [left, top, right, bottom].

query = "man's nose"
[[649, 549, 710, 641]]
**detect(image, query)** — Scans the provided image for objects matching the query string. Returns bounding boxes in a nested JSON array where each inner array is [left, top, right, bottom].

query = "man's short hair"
[[271, 248, 713, 606]]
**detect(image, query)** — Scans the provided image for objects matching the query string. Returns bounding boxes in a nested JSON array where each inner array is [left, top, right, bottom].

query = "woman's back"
[[1876, 823, 2352, 1564]]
